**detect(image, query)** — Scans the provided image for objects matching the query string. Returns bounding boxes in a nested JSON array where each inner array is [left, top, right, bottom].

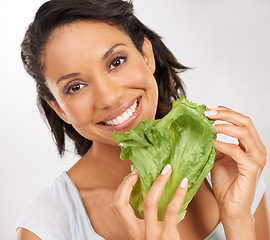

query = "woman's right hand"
[[111, 164, 188, 240]]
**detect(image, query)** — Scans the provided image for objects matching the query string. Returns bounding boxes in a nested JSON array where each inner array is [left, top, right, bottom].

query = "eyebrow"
[[103, 43, 126, 60], [56, 43, 126, 86], [56, 72, 81, 86]]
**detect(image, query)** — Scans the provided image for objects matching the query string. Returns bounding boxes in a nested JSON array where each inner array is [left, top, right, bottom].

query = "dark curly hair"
[[21, 0, 188, 156]]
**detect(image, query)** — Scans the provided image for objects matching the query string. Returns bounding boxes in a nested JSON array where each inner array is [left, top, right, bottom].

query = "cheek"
[[126, 61, 157, 90], [62, 97, 93, 125], [127, 61, 158, 117]]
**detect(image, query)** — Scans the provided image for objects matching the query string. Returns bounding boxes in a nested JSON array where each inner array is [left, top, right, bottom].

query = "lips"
[[98, 97, 141, 128], [104, 100, 139, 126]]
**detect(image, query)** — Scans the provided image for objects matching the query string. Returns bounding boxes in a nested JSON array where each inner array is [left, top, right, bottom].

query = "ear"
[[46, 100, 70, 124], [142, 37, 156, 74]]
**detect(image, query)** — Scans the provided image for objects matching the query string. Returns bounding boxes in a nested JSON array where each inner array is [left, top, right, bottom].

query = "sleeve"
[[16, 216, 55, 240], [16, 183, 72, 240], [16, 187, 58, 240]]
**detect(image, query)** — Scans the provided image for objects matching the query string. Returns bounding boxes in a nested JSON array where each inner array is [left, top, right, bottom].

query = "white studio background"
[[1, 0, 269, 239]]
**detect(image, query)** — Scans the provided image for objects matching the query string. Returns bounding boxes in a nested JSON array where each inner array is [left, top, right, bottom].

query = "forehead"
[[45, 20, 133, 54], [43, 21, 135, 77], [50, 21, 130, 42]]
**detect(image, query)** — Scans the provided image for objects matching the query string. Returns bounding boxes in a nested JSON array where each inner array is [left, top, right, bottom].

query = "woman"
[[16, 0, 269, 239]]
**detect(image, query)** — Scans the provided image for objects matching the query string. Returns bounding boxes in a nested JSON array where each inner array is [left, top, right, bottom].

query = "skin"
[[17, 21, 269, 240]]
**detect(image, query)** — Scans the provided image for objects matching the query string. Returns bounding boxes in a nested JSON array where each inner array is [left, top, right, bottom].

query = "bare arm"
[[17, 228, 41, 240], [206, 105, 268, 239], [254, 193, 270, 239], [220, 193, 270, 240]]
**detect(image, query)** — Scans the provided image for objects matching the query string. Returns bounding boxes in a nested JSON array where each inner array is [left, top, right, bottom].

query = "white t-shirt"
[[16, 172, 266, 240]]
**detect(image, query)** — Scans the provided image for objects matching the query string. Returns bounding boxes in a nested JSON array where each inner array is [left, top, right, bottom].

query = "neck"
[[80, 141, 133, 188]]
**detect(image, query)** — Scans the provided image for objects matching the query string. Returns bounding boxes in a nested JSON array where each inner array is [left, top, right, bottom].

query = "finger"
[[112, 170, 140, 220], [213, 140, 260, 178], [144, 164, 172, 229], [214, 140, 248, 165], [205, 107, 266, 156], [111, 171, 145, 239], [213, 124, 259, 154], [164, 178, 188, 231], [206, 107, 248, 126]]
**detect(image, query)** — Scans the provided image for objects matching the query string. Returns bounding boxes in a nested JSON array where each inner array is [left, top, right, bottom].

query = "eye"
[[109, 56, 127, 71], [65, 82, 86, 95]]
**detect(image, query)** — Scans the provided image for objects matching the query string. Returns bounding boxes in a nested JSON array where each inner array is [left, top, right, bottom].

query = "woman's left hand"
[[205, 106, 267, 221]]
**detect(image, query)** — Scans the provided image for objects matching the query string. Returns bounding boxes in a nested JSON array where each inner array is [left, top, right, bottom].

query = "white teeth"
[[127, 109, 133, 117], [122, 112, 129, 121], [105, 100, 138, 126], [116, 116, 124, 124]]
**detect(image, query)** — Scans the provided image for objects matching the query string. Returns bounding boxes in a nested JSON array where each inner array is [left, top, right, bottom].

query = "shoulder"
[[16, 173, 73, 240], [17, 172, 71, 219]]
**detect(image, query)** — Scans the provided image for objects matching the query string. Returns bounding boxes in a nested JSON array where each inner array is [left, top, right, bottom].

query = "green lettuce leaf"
[[113, 97, 216, 222]]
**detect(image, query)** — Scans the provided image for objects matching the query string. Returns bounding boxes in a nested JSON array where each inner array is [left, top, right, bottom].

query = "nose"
[[93, 74, 124, 109]]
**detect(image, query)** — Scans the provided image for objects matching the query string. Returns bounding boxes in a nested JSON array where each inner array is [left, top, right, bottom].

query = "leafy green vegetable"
[[113, 97, 216, 222]]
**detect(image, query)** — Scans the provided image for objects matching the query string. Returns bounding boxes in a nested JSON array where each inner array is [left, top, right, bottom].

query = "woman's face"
[[44, 21, 158, 146]]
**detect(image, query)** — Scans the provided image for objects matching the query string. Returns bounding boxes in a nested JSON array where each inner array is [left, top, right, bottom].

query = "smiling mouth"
[[100, 99, 140, 126]]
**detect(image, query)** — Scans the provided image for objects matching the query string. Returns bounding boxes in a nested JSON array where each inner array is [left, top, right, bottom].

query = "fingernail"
[[131, 169, 138, 174], [206, 104, 219, 109], [179, 178, 188, 188], [204, 110, 218, 117], [161, 164, 171, 175]]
